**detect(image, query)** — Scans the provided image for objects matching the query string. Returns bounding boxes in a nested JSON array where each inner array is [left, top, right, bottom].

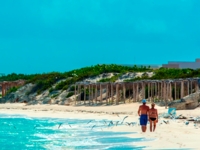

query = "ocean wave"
[[0, 116, 148, 149]]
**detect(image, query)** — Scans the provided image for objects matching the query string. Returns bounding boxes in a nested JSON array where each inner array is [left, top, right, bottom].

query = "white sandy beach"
[[0, 103, 200, 150]]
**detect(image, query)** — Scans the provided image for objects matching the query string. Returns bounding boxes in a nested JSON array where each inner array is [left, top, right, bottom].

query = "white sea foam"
[[0, 114, 147, 149]]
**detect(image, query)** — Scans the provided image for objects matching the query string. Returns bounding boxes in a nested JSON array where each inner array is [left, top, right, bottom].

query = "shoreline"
[[0, 103, 199, 149]]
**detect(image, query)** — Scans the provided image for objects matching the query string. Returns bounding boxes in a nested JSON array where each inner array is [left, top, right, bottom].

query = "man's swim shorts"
[[140, 114, 148, 126]]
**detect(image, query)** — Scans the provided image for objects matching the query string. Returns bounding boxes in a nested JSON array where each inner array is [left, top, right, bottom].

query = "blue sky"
[[0, 0, 199, 74]]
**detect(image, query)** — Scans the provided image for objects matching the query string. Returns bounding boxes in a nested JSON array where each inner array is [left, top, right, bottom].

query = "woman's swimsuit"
[[149, 110, 157, 121], [150, 117, 156, 121]]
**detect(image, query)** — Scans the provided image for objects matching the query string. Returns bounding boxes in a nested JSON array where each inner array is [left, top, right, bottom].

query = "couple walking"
[[138, 99, 158, 132]]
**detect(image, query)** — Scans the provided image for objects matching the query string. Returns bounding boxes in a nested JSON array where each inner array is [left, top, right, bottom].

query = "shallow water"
[[0, 113, 151, 150]]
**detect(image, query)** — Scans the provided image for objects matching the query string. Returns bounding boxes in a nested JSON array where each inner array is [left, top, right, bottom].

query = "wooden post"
[[77, 85, 79, 104], [151, 82, 153, 102], [142, 82, 145, 100], [169, 82, 172, 101], [174, 82, 176, 100], [148, 82, 150, 102], [159, 82, 161, 101], [95, 84, 97, 105], [154, 82, 157, 100], [84, 85, 86, 105], [111, 83, 114, 104], [132, 83, 135, 102], [169, 82, 171, 101], [153, 82, 155, 101], [129, 84, 131, 103], [158, 82, 160, 101], [195, 80, 199, 93], [2, 84, 5, 97], [123, 83, 126, 103], [164, 81, 166, 102], [157, 82, 159, 100], [166, 82, 168, 102], [116, 84, 119, 105], [187, 80, 189, 96], [157, 82, 160, 100], [100, 84, 102, 104], [106, 83, 108, 105], [161, 82, 163, 102], [181, 81, 184, 98], [79, 85, 81, 104], [136, 83, 139, 102], [88, 84, 90, 105], [91, 84, 93, 105], [74, 84, 77, 105], [160, 82, 162, 101], [167, 82, 169, 101], [177, 82, 179, 99], [170, 82, 172, 101], [167, 82, 170, 101], [164, 82, 167, 109], [164, 82, 166, 103]]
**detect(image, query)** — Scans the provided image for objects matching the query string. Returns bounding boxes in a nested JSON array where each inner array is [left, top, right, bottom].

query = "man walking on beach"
[[138, 99, 149, 132], [148, 103, 158, 132]]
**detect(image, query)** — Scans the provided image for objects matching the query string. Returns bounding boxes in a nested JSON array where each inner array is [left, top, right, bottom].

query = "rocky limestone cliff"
[[0, 72, 157, 105], [168, 92, 200, 110]]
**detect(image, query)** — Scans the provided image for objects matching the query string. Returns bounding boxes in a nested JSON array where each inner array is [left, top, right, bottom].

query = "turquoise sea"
[[0, 114, 151, 150]]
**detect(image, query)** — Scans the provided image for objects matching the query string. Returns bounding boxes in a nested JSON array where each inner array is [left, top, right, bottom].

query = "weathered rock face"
[[156, 101, 169, 107], [42, 97, 51, 104], [168, 92, 200, 110], [0, 93, 16, 103], [57, 91, 68, 101], [116, 72, 154, 82], [0, 83, 36, 103], [58, 99, 71, 105], [79, 73, 114, 84]]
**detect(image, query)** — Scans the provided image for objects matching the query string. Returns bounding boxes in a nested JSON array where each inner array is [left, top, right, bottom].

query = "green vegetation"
[[54, 81, 66, 90], [124, 76, 149, 82], [6, 87, 19, 94], [51, 94, 59, 98], [28, 64, 152, 93], [98, 73, 122, 82], [151, 67, 198, 79], [125, 68, 200, 82], [49, 88, 54, 93], [66, 92, 74, 98], [27, 72, 66, 94], [1, 65, 200, 95], [0, 73, 35, 82]]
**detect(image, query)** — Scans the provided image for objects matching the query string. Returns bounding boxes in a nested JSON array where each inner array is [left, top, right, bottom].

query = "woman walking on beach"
[[149, 103, 158, 132]]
